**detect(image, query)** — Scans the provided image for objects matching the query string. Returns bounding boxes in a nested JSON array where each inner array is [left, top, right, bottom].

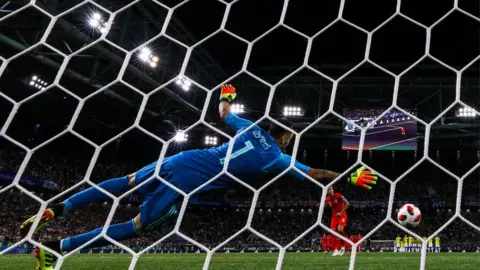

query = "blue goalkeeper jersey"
[[175, 113, 310, 188]]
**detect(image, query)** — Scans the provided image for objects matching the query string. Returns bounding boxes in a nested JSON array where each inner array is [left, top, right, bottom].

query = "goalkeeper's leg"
[[35, 184, 179, 268], [20, 161, 159, 236], [36, 218, 142, 269]]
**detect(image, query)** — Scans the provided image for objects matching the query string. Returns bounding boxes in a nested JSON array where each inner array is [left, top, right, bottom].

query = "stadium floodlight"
[[457, 107, 476, 118], [175, 131, 188, 142], [89, 18, 99, 27], [231, 104, 245, 114], [283, 106, 303, 116], [138, 47, 159, 68], [29, 75, 48, 89], [88, 12, 109, 34], [175, 76, 192, 91], [93, 13, 102, 21], [138, 47, 152, 62], [205, 136, 218, 145]]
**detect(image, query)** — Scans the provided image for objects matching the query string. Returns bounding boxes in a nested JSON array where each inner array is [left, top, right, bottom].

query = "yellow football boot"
[[19, 209, 55, 237]]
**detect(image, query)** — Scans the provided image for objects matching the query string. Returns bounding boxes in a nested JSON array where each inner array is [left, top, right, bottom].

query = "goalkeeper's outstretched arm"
[[218, 84, 256, 132], [306, 167, 377, 190], [218, 84, 377, 190], [278, 155, 376, 189], [307, 168, 341, 182], [219, 100, 231, 121], [219, 84, 236, 121]]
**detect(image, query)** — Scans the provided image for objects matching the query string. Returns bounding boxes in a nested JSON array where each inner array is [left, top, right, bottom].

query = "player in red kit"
[[347, 235, 355, 251], [357, 234, 363, 252], [326, 186, 350, 256], [401, 127, 405, 135], [321, 234, 327, 252], [326, 234, 332, 252]]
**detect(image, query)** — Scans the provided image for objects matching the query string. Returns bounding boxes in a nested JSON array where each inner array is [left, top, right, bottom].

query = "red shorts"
[[330, 214, 347, 230]]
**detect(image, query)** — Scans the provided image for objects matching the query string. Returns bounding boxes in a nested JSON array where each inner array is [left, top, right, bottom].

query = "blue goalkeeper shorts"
[[134, 155, 183, 229], [133, 152, 226, 229]]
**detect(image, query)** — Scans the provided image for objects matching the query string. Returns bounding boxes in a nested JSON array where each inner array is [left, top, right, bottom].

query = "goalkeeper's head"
[[268, 119, 294, 151]]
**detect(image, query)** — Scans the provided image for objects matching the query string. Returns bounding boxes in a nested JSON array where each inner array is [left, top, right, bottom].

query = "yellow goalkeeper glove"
[[349, 166, 377, 190], [219, 84, 237, 103]]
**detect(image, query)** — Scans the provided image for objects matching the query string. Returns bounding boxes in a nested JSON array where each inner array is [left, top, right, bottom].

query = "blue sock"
[[60, 219, 140, 252], [64, 176, 129, 211]]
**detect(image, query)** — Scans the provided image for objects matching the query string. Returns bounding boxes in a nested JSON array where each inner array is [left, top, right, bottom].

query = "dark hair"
[[268, 119, 294, 138]]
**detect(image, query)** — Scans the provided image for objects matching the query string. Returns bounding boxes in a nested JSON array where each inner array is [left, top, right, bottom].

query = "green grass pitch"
[[1, 252, 479, 269]]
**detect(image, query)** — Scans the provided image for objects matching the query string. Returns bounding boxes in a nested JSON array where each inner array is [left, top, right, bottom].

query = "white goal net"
[[0, 0, 479, 270]]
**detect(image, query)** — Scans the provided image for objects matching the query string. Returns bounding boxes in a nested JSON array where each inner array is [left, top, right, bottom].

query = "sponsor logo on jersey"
[[253, 130, 271, 150]]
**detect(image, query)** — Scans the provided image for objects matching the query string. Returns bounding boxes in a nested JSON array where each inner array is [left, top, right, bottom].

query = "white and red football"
[[397, 203, 421, 228]]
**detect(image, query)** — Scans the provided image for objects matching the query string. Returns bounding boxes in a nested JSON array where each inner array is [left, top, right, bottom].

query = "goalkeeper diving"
[[20, 84, 377, 269]]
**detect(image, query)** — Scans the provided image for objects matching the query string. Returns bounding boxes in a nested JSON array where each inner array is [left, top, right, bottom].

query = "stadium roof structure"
[[0, 0, 479, 154]]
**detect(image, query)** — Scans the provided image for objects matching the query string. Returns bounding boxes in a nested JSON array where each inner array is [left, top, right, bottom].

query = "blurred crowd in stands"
[[1, 143, 479, 253]]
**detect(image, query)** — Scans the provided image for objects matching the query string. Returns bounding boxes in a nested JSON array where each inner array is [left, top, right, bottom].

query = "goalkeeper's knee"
[[133, 215, 144, 235]]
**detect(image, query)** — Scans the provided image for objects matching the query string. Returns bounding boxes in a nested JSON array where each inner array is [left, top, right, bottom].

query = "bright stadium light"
[[283, 106, 303, 116], [205, 136, 218, 146], [231, 104, 245, 114], [89, 18, 99, 27], [138, 47, 159, 68], [138, 47, 151, 62], [175, 131, 188, 142], [175, 76, 192, 91], [29, 75, 48, 90], [457, 107, 476, 118], [93, 13, 102, 20], [88, 12, 109, 34]]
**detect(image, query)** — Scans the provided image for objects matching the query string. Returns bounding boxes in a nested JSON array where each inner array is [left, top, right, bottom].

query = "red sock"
[[338, 231, 346, 249], [333, 235, 340, 251], [331, 235, 337, 250]]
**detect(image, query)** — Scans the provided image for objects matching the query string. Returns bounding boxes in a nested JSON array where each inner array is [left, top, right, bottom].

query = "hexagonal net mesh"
[[0, 0, 479, 270]]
